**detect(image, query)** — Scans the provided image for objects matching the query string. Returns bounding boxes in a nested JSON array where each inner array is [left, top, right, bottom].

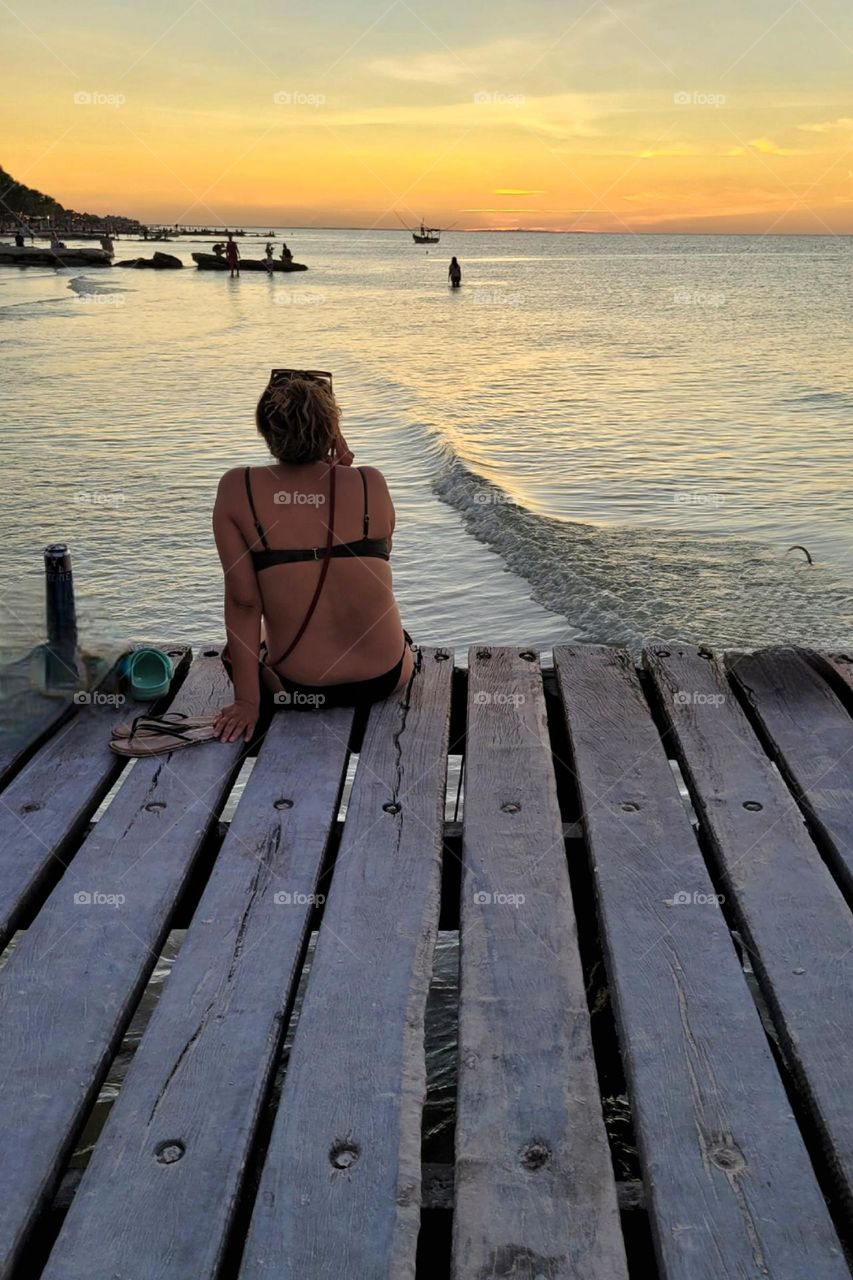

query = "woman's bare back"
[[229, 461, 412, 686]]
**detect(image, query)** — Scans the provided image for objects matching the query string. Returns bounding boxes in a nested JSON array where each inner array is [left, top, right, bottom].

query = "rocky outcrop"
[[116, 252, 182, 269]]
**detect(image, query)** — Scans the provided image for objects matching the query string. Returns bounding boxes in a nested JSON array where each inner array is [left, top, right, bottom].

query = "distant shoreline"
[[130, 225, 853, 238]]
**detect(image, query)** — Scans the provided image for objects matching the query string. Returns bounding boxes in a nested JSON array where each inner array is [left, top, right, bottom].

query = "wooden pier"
[[0, 642, 851, 1279]]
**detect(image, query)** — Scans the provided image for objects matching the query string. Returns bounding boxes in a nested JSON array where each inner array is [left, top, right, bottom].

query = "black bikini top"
[[245, 465, 391, 570]]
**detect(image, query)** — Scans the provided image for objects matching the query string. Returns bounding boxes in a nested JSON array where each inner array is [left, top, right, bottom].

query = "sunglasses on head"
[[269, 368, 333, 391]]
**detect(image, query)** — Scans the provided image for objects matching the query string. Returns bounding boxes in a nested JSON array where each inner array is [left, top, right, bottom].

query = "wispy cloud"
[[798, 117, 853, 133], [748, 136, 806, 155], [366, 51, 470, 85]]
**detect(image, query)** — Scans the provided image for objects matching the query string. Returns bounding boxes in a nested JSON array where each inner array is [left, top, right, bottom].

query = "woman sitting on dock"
[[212, 373, 413, 741]]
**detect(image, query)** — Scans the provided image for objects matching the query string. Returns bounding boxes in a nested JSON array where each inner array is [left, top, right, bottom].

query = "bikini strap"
[[359, 467, 369, 536], [244, 468, 270, 550], [267, 463, 337, 669]]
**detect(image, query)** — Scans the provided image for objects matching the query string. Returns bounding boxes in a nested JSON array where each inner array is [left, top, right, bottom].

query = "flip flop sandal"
[[111, 712, 218, 740], [109, 723, 219, 758]]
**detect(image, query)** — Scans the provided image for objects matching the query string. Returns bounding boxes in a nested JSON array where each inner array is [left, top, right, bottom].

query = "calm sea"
[[2, 228, 849, 1167], [1, 228, 852, 661]]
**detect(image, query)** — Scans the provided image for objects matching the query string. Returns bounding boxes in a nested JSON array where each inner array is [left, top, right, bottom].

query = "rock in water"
[[116, 253, 182, 269]]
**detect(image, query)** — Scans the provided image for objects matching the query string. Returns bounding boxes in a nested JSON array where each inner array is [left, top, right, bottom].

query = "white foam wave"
[[433, 452, 853, 652]]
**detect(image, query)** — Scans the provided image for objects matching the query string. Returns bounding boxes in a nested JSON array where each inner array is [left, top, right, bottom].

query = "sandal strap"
[[127, 715, 209, 740]]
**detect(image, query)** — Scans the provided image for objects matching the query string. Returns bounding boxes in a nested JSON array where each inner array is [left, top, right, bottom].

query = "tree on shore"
[[0, 165, 140, 230]]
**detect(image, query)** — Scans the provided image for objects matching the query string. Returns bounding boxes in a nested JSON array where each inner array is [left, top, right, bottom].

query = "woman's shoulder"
[[217, 465, 249, 491], [215, 466, 257, 507], [355, 464, 388, 487]]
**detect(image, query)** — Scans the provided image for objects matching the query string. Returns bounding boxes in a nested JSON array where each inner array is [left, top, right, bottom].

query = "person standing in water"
[[448, 256, 461, 287], [225, 233, 240, 278]]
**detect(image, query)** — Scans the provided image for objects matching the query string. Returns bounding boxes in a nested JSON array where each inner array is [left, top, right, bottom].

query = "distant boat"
[[191, 252, 308, 273], [395, 212, 448, 244], [413, 222, 440, 244]]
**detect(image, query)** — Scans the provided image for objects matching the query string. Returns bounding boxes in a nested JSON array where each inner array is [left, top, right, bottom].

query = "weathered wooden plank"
[[647, 645, 853, 1206], [821, 652, 853, 699], [0, 688, 73, 789], [0, 648, 245, 1279], [238, 648, 453, 1280], [726, 647, 853, 898], [41, 704, 354, 1280], [554, 645, 848, 1280], [0, 647, 190, 950], [453, 648, 627, 1280]]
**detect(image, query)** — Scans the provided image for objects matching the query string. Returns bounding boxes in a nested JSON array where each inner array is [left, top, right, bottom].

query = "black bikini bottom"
[[221, 633, 412, 712]]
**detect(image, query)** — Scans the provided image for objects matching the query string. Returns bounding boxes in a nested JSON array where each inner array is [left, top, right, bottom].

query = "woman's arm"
[[332, 430, 354, 466], [212, 470, 263, 742], [360, 465, 395, 550]]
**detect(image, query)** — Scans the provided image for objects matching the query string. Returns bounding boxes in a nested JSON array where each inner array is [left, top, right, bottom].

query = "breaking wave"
[[433, 450, 853, 653]]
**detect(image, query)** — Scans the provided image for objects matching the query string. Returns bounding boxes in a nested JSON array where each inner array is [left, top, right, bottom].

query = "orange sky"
[[3, 0, 853, 233]]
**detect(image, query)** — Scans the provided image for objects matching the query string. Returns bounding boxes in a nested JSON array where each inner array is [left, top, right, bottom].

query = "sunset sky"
[[3, 0, 853, 232]]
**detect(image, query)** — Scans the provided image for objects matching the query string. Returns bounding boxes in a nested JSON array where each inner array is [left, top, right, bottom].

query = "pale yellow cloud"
[[798, 117, 853, 133], [747, 137, 806, 156]]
